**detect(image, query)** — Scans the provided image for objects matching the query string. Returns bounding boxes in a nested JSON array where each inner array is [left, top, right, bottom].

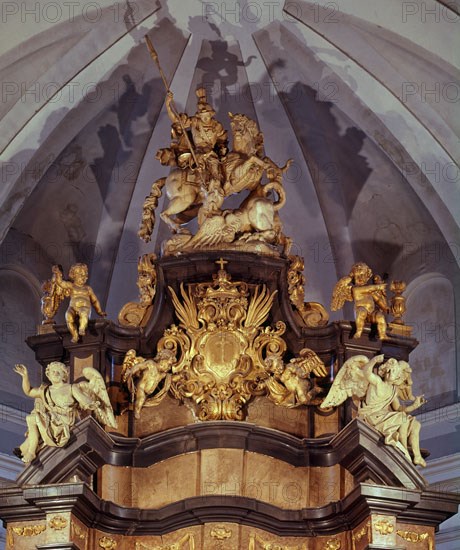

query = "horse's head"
[[228, 112, 263, 155]]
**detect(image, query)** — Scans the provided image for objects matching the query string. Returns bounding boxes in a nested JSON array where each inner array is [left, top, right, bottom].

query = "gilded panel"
[[244, 451, 308, 509]]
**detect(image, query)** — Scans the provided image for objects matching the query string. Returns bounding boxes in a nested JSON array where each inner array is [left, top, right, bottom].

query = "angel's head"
[[46, 361, 69, 384], [378, 358, 404, 384], [398, 360, 412, 378], [156, 349, 176, 368], [69, 263, 88, 285], [265, 354, 284, 375], [350, 263, 373, 286]]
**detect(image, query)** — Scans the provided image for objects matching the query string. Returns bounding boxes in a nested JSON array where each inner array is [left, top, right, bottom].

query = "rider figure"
[[164, 88, 228, 190]]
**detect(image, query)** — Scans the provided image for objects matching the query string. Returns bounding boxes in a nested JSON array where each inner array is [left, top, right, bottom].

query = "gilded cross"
[[216, 258, 228, 270]]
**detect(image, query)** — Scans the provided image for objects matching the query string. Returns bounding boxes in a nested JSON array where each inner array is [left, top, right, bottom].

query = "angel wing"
[[291, 348, 328, 378], [331, 275, 353, 311], [244, 285, 277, 329], [41, 270, 68, 320], [169, 283, 199, 329], [78, 367, 117, 429], [187, 215, 234, 248], [320, 355, 370, 409]]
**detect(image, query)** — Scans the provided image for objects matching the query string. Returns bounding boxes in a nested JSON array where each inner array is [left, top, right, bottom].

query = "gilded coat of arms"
[[122, 261, 327, 421]]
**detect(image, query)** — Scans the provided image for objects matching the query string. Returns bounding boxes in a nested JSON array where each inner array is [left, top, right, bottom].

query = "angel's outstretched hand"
[[14, 364, 27, 377]]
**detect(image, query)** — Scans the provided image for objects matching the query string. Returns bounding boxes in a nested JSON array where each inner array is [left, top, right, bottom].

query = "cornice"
[[15, 417, 426, 491], [0, 481, 457, 537], [0, 451, 22, 481]]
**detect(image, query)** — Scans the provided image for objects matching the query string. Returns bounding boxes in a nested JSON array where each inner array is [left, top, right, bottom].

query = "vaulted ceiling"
[[0, 0, 459, 453]]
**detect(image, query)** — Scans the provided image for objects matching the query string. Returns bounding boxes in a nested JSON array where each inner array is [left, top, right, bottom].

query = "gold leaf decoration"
[[287, 255, 329, 327], [13, 525, 44, 537], [374, 518, 394, 535], [99, 536, 118, 549], [119, 253, 157, 327], [397, 530, 433, 550], [135, 533, 195, 549], [122, 262, 326, 420], [249, 533, 307, 549], [6, 527, 14, 548], [351, 521, 370, 550], [49, 515, 68, 530], [72, 522, 88, 550], [210, 526, 232, 540]]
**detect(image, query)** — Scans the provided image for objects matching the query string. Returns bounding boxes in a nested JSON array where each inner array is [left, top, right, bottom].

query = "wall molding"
[[0, 451, 22, 481], [424, 453, 460, 482]]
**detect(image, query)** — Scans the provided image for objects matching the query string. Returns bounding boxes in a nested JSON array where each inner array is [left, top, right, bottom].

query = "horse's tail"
[[138, 177, 166, 242], [263, 181, 286, 211], [150, 176, 167, 200]]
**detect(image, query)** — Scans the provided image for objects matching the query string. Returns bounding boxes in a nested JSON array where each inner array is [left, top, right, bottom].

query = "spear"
[[144, 35, 201, 175]]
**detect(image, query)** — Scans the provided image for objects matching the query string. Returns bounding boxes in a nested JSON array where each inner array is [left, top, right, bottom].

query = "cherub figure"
[[50, 264, 106, 342], [121, 349, 176, 418], [265, 348, 327, 407], [321, 355, 426, 466], [331, 262, 388, 339], [14, 362, 116, 463]]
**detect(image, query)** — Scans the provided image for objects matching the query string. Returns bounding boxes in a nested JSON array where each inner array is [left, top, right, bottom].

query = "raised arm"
[[14, 364, 40, 398], [165, 91, 188, 126], [362, 354, 385, 385], [393, 394, 426, 413], [359, 283, 387, 296], [52, 265, 72, 291], [129, 359, 151, 377]]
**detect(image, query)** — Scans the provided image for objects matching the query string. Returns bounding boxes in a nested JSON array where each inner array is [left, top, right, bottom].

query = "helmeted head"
[[196, 87, 215, 118]]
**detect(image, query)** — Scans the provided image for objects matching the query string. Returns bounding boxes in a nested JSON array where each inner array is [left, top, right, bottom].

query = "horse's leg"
[[243, 200, 277, 242], [161, 198, 190, 233], [161, 184, 199, 233], [248, 200, 274, 231]]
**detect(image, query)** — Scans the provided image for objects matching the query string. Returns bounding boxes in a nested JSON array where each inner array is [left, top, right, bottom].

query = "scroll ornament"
[[122, 263, 326, 421]]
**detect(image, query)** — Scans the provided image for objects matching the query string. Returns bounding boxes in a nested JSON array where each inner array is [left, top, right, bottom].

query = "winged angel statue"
[[121, 348, 176, 419], [331, 262, 388, 340], [265, 349, 327, 407], [321, 354, 426, 466], [14, 362, 117, 463]]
